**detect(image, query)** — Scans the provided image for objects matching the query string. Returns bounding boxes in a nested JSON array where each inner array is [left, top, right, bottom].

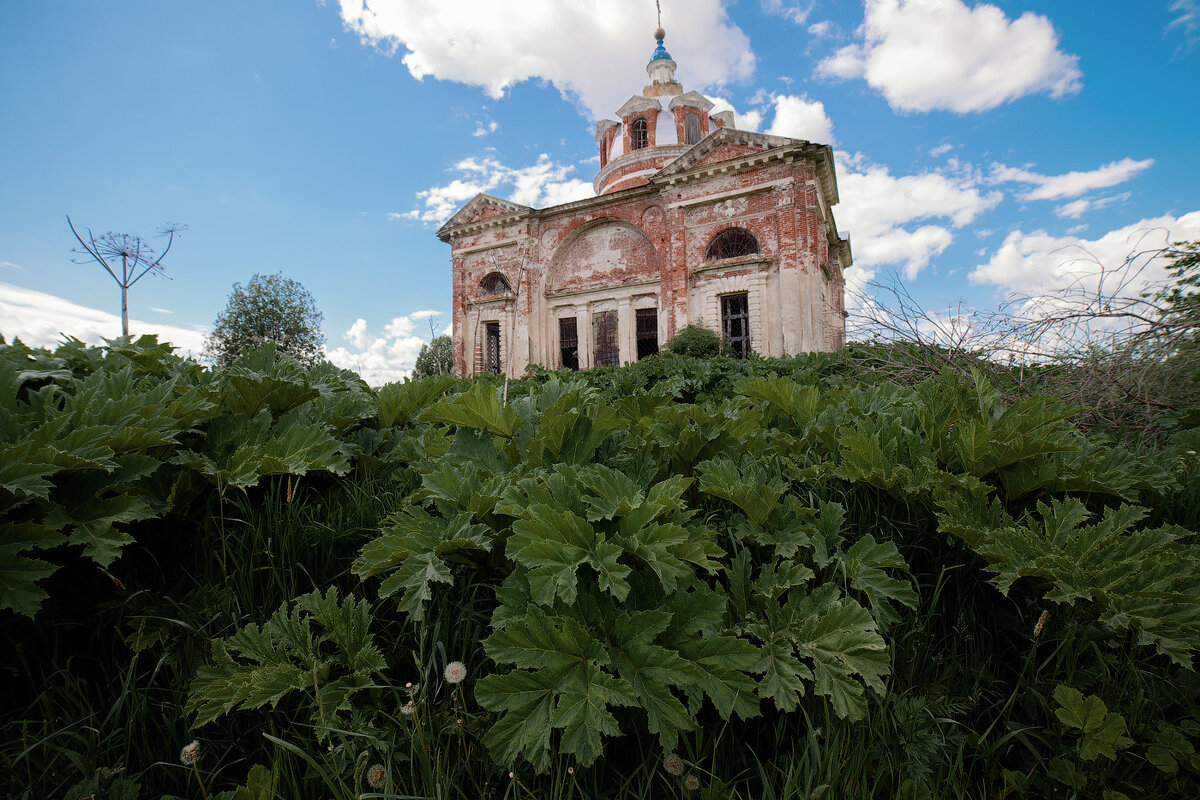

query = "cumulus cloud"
[[991, 157, 1155, 202], [765, 94, 836, 144], [472, 120, 499, 138], [395, 154, 594, 224], [969, 211, 1200, 300], [324, 311, 445, 386], [706, 95, 764, 132], [835, 154, 1003, 280], [817, 0, 1082, 113], [0, 282, 207, 355], [335, 0, 755, 119]]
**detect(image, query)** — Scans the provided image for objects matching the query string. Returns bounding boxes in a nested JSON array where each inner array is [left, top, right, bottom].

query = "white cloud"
[[325, 313, 447, 386], [472, 120, 499, 137], [398, 154, 594, 224], [969, 211, 1200, 299], [1168, 0, 1200, 51], [0, 282, 207, 356], [148, 306, 175, 314], [808, 21, 833, 37], [765, 94, 836, 144], [336, 0, 755, 119], [762, 0, 815, 25], [1054, 192, 1130, 220], [1, 261, 22, 270], [817, 0, 1082, 113], [835, 154, 1003, 279], [929, 143, 953, 158], [991, 157, 1154, 201], [706, 95, 764, 132]]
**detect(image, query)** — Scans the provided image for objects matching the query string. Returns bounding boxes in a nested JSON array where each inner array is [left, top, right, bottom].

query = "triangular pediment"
[[655, 127, 797, 179], [615, 94, 663, 117], [437, 193, 532, 236]]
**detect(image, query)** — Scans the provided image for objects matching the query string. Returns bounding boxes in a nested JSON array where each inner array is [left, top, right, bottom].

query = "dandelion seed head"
[[367, 763, 387, 790], [401, 700, 415, 715], [444, 660, 467, 684], [568, 766, 575, 775], [179, 740, 200, 765], [663, 752, 685, 776], [683, 773, 701, 792]]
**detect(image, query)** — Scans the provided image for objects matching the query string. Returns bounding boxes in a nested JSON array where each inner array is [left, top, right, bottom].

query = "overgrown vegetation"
[[1, 326, 1198, 799]]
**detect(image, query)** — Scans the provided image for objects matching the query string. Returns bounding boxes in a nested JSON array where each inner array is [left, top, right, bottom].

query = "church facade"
[[438, 30, 851, 377]]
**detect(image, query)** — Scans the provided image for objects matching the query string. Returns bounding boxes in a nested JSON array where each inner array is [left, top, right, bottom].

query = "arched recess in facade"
[[543, 218, 663, 369]]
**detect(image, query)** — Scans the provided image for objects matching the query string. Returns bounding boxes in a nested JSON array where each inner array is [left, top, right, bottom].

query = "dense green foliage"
[[205, 272, 325, 366], [414, 334, 453, 378], [2, 336, 1199, 799], [663, 323, 732, 358]]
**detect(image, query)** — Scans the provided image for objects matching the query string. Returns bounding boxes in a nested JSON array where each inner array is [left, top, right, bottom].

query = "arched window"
[[630, 117, 648, 150], [705, 229, 760, 261], [684, 113, 702, 145], [479, 272, 512, 296]]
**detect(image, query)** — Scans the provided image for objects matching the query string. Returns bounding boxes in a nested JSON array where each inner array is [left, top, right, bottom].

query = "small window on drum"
[[684, 113, 702, 145], [705, 228, 760, 261], [630, 117, 648, 150], [479, 272, 512, 297]]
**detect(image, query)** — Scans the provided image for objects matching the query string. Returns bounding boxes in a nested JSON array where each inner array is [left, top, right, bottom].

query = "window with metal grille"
[[635, 308, 658, 360], [684, 113, 702, 145], [630, 117, 648, 150], [484, 322, 501, 373], [593, 310, 619, 367], [559, 317, 579, 371], [705, 229, 760, 261], [721, 293, 751, 358], [479, 272, 512, 297]]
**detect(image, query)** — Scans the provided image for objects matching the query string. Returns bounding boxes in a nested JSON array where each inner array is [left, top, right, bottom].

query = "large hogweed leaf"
[[421, 383, 522, 439], [374, 376, 458, 428], [187, 587, 386, 735], [508, 503, 631, 605], [353, 507, 493, 621], [938, 494, 1200, 666], [739, 574, 890, 721]]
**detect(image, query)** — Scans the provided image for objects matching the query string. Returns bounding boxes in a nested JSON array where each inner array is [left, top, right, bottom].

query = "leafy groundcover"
[[2, 336, 1199, 799]]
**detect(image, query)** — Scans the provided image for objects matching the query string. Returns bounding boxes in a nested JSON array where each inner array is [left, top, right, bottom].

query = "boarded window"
[[721, 293, 750, 358], [593, 310, 619, 367], [559, 317, 579, 371], [484, 321, 501, 373], [635, 308, 658, 360], [630, 117, 648, 150], [705, 229, 760, 261], [479, 272, 512, 297], [684, 113, 702, 145]]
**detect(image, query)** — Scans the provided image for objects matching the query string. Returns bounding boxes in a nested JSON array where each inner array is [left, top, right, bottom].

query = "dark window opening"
[[559, 317, 579, 371], [479, 272, 512, 297], [484, 321, 501, 373], [636, 308, 658, 360], [630, 117, 648, 150], [721, 293, 751, 358], [705, 229, 760, 261], [684, 113, 702, 145], [593, 310, 619, 367]]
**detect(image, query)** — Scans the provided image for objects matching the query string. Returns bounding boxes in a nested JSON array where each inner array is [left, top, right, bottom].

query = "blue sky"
[[2, 0, 1197, 382]]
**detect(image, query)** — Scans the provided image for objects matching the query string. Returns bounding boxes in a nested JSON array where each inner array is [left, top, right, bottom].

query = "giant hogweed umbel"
[[352, 381, 915, 772]]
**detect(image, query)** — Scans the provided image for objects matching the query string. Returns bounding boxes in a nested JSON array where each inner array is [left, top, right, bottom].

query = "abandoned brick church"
[[439, 27, 851, 377]]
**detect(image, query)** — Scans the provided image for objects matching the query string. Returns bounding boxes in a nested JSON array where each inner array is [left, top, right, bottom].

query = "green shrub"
[[663, 323, 731, 357]]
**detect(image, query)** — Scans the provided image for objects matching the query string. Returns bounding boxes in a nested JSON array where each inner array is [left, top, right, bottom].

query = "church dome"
[[593, 29, 735, 195]]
